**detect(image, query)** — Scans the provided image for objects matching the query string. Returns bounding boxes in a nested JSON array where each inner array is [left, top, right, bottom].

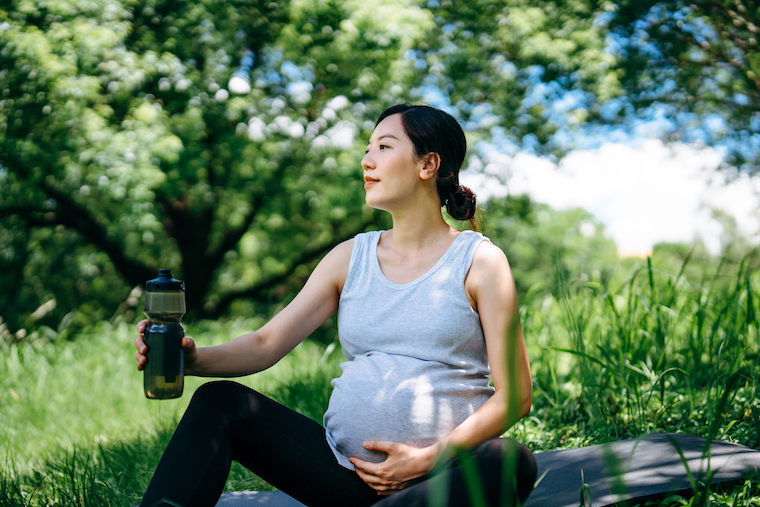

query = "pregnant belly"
[[323, 352, 493, 466]]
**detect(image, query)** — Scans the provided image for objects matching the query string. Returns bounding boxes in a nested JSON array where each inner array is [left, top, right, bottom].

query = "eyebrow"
[[365, 134, 401, 148], [367, 134, 398, 146], [367, 134, 399, 144]]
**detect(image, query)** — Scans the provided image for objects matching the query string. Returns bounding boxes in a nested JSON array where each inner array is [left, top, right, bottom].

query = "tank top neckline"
[[370, 230, 474, 290]]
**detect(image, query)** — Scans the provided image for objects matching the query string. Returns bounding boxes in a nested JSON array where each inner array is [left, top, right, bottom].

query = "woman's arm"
[[441, 239, 533, 441], [135, 239, 353, 378], [350, 240, 531, 494]]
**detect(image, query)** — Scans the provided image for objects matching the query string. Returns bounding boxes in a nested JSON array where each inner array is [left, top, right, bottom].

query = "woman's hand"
[[349, 441, 437, 496], [134, 319, 197, 373]]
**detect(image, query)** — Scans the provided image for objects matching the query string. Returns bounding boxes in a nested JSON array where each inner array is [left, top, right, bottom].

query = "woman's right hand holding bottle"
[[134, 319, 198, 373]]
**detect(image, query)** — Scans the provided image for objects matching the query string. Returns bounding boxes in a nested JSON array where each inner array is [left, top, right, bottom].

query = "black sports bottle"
[[143, 269, 185, 399]]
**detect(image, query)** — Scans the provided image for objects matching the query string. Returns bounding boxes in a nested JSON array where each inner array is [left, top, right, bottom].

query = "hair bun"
[[445, 185, 477, 223]]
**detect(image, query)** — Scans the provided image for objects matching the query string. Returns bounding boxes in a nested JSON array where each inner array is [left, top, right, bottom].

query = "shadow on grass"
[[0, 363, 339, 507], [1, 424, 174, 507]]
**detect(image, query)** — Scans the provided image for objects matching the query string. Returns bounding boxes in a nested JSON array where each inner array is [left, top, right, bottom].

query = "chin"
[[364, 195, 389, 212], [364, 191, 378, 207]]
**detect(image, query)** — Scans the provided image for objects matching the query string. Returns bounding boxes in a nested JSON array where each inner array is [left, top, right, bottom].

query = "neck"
[[385, 193, 454, 252]]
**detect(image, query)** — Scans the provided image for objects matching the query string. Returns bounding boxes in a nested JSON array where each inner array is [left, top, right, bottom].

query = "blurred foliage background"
[[0, 0, 758, 341]]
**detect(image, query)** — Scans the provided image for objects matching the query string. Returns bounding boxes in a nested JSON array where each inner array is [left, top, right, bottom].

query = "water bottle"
[[143, 269, 185, 399]]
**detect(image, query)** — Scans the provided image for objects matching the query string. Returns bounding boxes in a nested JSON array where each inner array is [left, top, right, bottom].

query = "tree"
[[481, 196, 620, 298], [1, 0, 624, 332], [4, 0, 753, 335], [0, 0, 434, 328], [606, 0, 760, 174], [412, 0, 621, 155], [416, 0, 760, 173]]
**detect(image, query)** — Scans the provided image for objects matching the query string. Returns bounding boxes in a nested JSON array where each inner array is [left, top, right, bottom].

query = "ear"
[[419, 152, 441, 181]]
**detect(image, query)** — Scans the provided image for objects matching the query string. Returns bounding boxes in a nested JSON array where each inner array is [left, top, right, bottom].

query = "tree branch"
[[0, 205, 50, 218], [0, 224, 30, 322], [204, 218, 374, 319], [206, 240, 336, 319], [36, 183, 155, 287], [205, 153, 294, 271]]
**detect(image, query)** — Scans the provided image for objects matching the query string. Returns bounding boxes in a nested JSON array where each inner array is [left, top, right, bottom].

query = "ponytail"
[[440, 184, 478, 231]]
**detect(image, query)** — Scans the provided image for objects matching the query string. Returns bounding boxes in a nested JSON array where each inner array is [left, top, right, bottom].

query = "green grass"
[[1, 253, 759, 506], [520, 254, 760, 451], [0, 318, 341, 505], [511, 252, 760, 506]]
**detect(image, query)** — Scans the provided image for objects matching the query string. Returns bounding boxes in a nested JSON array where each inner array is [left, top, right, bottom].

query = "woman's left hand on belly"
[[349, 441, 437, 495]]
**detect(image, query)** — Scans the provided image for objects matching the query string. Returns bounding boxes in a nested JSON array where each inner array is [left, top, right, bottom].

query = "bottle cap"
[[146, 269, 185, 292]]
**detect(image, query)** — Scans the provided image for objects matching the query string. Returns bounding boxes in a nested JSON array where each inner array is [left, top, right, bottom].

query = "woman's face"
[[361, 114, 426, 211]]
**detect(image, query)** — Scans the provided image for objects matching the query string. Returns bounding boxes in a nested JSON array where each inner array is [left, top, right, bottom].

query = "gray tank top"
[[324, 230, 495, 469]]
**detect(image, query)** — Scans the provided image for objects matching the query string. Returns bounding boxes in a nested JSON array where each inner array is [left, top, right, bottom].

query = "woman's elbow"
[[519, 396, 532, 419], [516, 384, 532, 420], [500, 385, 532, 424]]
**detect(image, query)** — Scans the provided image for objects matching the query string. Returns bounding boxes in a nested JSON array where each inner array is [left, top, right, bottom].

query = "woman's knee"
[[185, 380, 263, 420], [475, 438, 535, 471], [191, 380, 244, 404], [470, 438, 537, 504], [501, 439, 537, 504]]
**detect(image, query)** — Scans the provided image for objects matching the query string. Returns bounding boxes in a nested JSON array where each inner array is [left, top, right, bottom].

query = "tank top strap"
[[343, 230, 381, 294], [451, 230, 489, 281]]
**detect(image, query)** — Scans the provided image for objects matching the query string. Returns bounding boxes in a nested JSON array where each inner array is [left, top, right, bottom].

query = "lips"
[[364, 176, 379, 187]]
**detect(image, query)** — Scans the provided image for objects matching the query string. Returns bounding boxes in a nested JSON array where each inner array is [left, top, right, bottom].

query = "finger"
[[361, 479, 386, 492], [135, 351, 146, 370], [182, 336, 194, 350], [363, 440, 396, 453], [350, 460, 371, 476], [362, 476, 398, 494], [134, 334, 146, 354], [350, 457, 383, 476], [352, 466, 375, 483], [354, 468, 383, 489], [351, 460, 388, 484], [136, 319, 147, 332]]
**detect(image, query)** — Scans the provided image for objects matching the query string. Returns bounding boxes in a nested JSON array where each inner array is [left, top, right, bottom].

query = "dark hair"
[[376, 103, 478, 230]]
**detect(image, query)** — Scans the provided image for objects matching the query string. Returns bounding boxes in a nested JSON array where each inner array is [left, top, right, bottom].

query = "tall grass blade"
[[600, 442, 627, 503], [426, 455, 451, 507], [579, 469, 591, 507], [661, 434, 717, 507], [456, 449, 488, 507]]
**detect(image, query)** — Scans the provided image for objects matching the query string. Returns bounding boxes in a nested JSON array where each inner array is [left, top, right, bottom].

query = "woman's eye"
[[379, 145, 389, 150]]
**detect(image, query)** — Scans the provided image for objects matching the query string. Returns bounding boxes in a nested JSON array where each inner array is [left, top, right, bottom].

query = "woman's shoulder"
[[333, 230, 383, 255], [468, 237, 513, 285], [326, 237, 356, 265], [471, 236, 509, 269], [463, 237, 517, 313], [320, 230, 383, 288], [456, 230, 501, 259]]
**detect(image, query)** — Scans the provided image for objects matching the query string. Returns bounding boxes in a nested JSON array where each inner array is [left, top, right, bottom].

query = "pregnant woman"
[[135, 103, 537, 507]]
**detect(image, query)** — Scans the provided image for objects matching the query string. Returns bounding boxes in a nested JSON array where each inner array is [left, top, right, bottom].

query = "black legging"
[[140, 381, 536, 507]]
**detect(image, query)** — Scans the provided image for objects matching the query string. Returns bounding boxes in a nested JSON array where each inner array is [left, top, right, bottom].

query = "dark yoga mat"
[[525, 432, 760, 507], [212, 433, 760, 507]]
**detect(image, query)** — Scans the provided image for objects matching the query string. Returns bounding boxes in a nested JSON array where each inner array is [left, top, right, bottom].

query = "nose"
[[361, 150, 375, 171]]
